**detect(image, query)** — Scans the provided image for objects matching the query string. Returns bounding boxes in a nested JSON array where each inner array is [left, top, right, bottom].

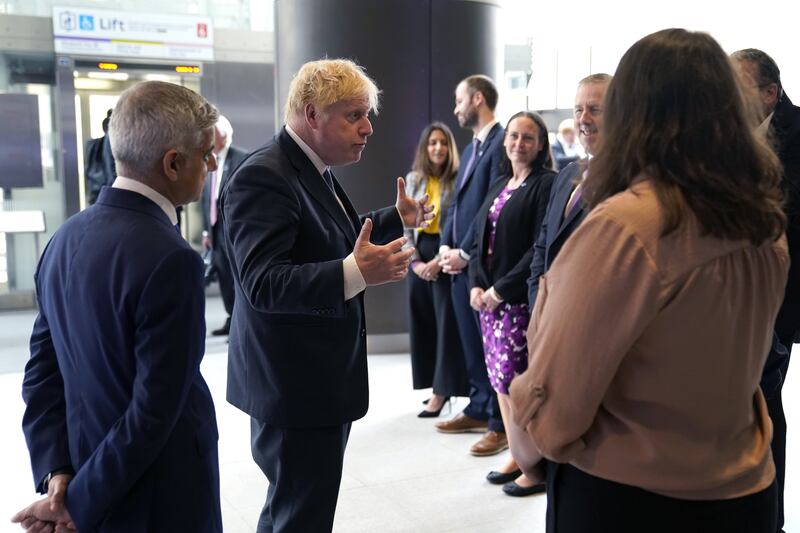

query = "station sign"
[[53, 6, 214, 61]]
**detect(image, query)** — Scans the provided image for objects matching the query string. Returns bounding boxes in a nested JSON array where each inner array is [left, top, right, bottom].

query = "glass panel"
[[0, 56, 63, 296]]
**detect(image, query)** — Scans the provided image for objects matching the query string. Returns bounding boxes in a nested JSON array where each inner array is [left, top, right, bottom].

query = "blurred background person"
[[509, 29, 788, 532], [732, 48, 800, 533], [405, 122, 470, 417], [468, 111, 555, 496], [550, 118, 584, 171], [202, 115, 249, 337], [83, 109, 116, 205]]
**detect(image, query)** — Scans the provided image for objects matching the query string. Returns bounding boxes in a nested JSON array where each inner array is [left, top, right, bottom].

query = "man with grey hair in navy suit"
[[14, 81, 222, 533]]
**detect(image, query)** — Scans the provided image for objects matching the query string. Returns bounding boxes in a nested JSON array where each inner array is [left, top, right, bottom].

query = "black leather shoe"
[[502, 480, 546, 497], [211, 317, 231, 336], [486, 469, 522, 485]]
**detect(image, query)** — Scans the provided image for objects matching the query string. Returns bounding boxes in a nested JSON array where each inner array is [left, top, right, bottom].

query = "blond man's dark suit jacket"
[[219, 127, 403, 427]]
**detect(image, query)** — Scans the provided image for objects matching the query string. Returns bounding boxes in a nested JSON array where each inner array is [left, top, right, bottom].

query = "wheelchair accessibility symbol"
[[79, 15, 95, 31]]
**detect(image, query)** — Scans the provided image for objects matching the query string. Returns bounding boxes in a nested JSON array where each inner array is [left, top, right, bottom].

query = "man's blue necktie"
[[322, 169, 335, 193], [452, 138, 481, 243]]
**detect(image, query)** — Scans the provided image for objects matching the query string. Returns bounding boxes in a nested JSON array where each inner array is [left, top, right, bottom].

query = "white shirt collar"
[[112, 176, 178, 225], [475, 119, 498, 145], [285, 124, 329, 176], [211, 144, 230, 202], [756, 111, 774, 139], [216, 144, 230, 172]]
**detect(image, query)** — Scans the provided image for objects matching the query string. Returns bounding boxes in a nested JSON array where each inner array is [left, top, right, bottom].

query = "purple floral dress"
[[479, 186, 530, 395]]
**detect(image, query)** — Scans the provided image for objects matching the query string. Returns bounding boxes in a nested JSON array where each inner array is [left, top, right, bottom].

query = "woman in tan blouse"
[[508, 29, 789, 532]]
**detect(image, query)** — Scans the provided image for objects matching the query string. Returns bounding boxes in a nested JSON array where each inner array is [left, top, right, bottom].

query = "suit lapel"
[[458, 122, 501, 193], [279, 130, 359, 245], [560, 199, 584, 232], [330, 172, 360, 235], [453, 141, 474, 199], [551, 162, 584, 242]]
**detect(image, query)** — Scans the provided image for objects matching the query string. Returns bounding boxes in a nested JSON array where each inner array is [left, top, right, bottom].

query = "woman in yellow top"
[[405, 123, 469, 416]]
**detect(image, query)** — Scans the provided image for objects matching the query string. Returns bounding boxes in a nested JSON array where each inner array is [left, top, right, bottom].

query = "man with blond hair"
[[219, 59, 432, 532]]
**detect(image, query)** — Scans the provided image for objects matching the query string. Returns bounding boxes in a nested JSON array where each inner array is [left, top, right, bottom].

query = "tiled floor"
[[0, 296, 797, 532]]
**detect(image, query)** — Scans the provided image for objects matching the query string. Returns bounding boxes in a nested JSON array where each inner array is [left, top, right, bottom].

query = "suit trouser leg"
[[766, 392, 786, 533], [250, 417, 351, 533], [407, 234, 438, 389], [212, 223, 235, 317], [451, 272, 503, 432], [432, 273, 470, 397], [766, 337, 791, 533]]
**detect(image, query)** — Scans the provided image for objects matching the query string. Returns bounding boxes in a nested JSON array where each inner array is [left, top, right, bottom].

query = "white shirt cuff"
[[343, 253, 366, 300], [458, 249, 471, 261], [486, 286, 503, 304], [439, 245, 451, 255]]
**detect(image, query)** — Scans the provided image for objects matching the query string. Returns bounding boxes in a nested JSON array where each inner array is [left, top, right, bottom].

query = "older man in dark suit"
[[13, 81, 221, 532], [219, 58, 432, 533], [528, 74, 612, 307], [521, 74, 610, 527], [202, 114, 249, 336], [733, 48, 800, 533]]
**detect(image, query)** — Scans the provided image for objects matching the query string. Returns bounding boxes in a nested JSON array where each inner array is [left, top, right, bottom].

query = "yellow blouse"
[[421, 176, 442, 235]]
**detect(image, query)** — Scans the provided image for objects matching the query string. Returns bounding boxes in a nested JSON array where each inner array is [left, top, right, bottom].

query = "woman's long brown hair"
[[585, 28, 785, 244], [411, 122, 460, 187]]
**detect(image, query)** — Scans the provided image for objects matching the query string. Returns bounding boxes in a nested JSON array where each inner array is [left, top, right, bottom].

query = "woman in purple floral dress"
[[469, 112, 556, 496]]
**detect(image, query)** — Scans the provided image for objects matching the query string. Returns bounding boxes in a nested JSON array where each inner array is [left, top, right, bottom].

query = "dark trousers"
[[450, 271, 503, 432], [408, 233, 469, 396], [250, 418, 351, 533], [546, 463, 777, 533], [766, 393, 787, 533], [763, 333, 792, 533], [212, 222, 235, 317]]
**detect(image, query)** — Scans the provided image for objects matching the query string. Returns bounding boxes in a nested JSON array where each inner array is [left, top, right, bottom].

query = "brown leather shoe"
[[470, 431, 509, 456], [435, 413, 489, 434]]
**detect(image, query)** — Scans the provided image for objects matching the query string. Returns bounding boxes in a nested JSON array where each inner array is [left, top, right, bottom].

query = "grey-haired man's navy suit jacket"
[[22, 187, 220, 532]]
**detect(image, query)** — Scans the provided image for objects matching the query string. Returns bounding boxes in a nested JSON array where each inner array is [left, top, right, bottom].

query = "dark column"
[[275, 0, 499, 333], [201, 62, 276, 152]]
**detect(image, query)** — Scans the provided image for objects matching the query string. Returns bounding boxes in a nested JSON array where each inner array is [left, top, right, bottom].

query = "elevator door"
[[73, 70, 204, 246]]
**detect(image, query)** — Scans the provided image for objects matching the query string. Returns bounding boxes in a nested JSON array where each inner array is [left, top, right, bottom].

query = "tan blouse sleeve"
[[509, 208, 662, 463]]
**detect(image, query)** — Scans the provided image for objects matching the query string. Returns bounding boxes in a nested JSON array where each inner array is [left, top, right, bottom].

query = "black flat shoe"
[[486, 469, 522, 485], [502, 480, 546, 497], [417, 397, 450, 418]]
